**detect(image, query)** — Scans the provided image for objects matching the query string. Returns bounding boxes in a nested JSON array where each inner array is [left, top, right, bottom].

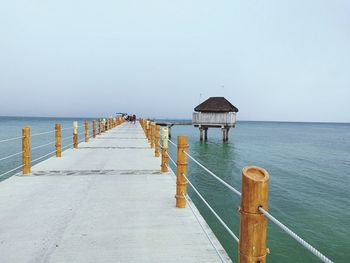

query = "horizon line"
[[0, 115, 349, 125]]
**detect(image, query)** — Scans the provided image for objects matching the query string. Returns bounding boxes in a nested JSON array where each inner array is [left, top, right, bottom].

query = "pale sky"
[[1, 0, 349, 122]]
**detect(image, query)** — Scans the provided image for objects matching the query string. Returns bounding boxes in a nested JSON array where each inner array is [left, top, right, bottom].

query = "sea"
[[0, 116, 349, 263]]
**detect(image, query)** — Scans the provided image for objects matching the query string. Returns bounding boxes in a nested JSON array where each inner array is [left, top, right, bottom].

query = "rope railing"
[[164, 136, 334, 263], [61, 135, 74, 141], [31, 141, 56, 151], [0, 118, 115, 179], [184, 193, 227, 263], [31, 143, 74, 164], [185, 175, 240, 243], [184, 150, 242, 198], [0, 123, 88, 145], [0, 151, 23, 162], [167, 146, 239, 243], [259, 207, 334, 263], [162, 147, 232, 262], [31, 130, 55, 137], [0, 136, 23, 144], [0, 164, 24, 178]]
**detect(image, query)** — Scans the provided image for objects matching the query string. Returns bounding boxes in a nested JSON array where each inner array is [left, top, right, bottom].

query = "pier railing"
[[139, 118, 334, 263], [0, 117, 125, 179]]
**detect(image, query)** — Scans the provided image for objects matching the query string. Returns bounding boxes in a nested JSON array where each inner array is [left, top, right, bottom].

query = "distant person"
[[132, 114, 136, 124]]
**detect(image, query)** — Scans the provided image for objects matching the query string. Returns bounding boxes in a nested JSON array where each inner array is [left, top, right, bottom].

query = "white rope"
[[259, 207, 334, 263], [31, 130, 55, 137], [0, 151, 23, 162], [167, 154, 239, 243], [168, 155, 177, 167], [168, 139, 177, 147], [185, 175, 239, 243], [184, 194, 227, 263], [0, 136, 23, 144], [183, 150, 241, 197], [165, 158, 229, 262], [61, 135, 73, 141], [31, 141, 55, 150], [31, 143, 73, 164], [31, 149, 57, 163], [0, 164, 24, 178]]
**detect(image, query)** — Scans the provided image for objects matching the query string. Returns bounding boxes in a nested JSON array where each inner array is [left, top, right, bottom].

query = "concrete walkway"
[[0, 122, 231, 263]]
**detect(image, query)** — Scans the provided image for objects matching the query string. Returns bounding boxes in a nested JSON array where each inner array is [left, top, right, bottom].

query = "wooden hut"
[[192, 97, 239, 142]]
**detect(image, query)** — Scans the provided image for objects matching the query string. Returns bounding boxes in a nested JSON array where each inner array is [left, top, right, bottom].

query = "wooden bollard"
[[151, 123, 155, 148], [239, 166, 269, 263], [84, 120, 89, 142], [93, 120, 96, 138], [155, 125, 160, 157], [55, 124, 61, 157], [104, 118, 108, 131], [175, 136, 188, 208], [22, 126, 31, 175], [73, 121, 78, 149], [161, 127, 169, 173], [146, 121, 151, 143]]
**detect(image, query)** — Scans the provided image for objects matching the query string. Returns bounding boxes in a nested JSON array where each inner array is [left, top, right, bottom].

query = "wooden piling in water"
[[175, 136, 188, 208], [239, 166, 269, 263], [73, 121, 78, 149], [161, 127, 169, 173], [55, 124, 61, 157], [22, 126, 30, 175], [85, 120, 89, 143], [155, 125, 160, 157]]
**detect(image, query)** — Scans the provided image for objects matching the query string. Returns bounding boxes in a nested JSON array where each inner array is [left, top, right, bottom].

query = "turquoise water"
[[167, 121, 350, 263], [0, 117, 349, 262]]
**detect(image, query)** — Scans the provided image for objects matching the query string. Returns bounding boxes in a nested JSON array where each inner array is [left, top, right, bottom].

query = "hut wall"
[[192, 112, 236, 127]]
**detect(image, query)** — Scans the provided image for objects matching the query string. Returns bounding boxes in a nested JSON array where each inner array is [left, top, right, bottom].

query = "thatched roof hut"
[[194, 97, 239, 113], [192, 97, 238, 142]]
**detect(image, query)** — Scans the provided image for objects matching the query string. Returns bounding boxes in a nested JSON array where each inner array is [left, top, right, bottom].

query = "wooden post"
[[84, 120, 89, 142], [98, 119, 101, 135], [168, 126, 172, 139], [161, 127, 169, 173], [239, 166, 269, 263], [73, 121, 78, 149], [93, 120, 96, 138], [146, 121, 151, 144], [155, 125, 160, 157], [104, 118, 108, 131], [55, 124, 61, 157], [22, 126, 31, 175], [175, 136, 188, 208], [151, 123, 155, 149], [222, 127, 229, 142]]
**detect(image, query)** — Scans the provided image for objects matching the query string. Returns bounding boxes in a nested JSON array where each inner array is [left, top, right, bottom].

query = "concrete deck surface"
[[0, 122, 231, 263]]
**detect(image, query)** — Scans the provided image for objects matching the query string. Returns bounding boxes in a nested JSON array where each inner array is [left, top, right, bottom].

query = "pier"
[[0, 120, 230, 262], [0, 118, 335, 263]]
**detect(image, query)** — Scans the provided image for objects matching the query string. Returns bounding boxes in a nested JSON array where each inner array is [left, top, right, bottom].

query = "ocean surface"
[[0, 117, 349, 263]]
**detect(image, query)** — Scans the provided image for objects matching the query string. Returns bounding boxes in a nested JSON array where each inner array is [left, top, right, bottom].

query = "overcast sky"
[[0, 0, 349, 122]]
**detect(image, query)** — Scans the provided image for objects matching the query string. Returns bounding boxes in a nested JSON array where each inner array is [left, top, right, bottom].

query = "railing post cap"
[[242, 166, 269, 182]]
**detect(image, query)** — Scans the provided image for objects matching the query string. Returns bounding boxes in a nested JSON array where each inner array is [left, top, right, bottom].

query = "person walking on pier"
[[132, 114, 136, 124]]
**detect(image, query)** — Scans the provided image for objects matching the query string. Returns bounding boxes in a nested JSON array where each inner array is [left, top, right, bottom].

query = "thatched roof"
[[194, 97, 239, 113]]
